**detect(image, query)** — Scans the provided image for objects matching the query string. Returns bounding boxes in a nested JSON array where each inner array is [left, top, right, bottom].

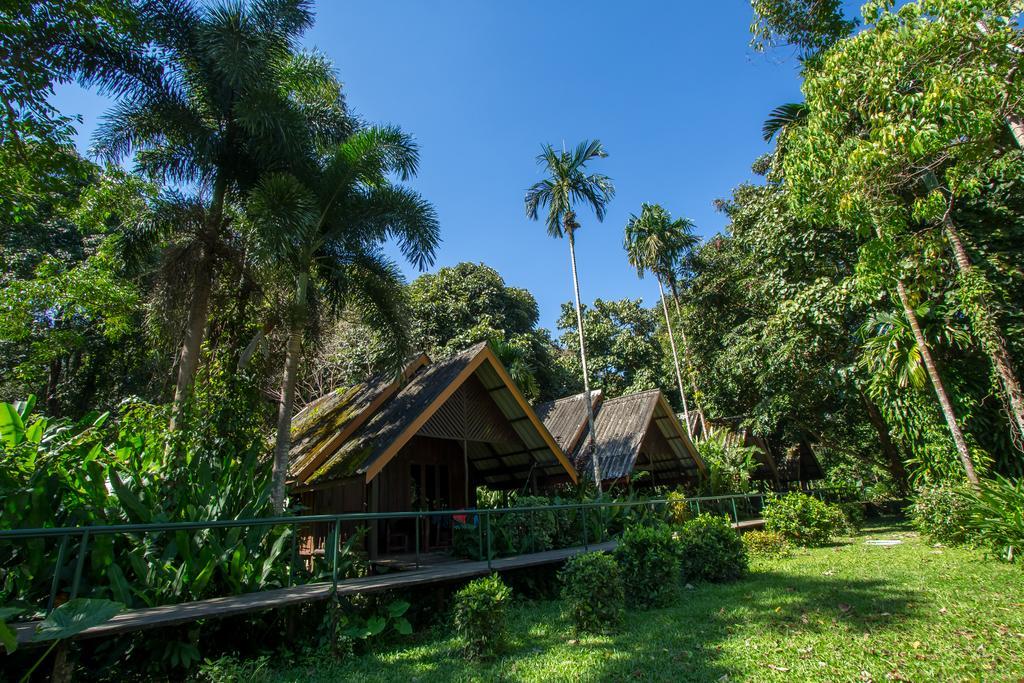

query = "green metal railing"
[[0, 487, 849, 616]]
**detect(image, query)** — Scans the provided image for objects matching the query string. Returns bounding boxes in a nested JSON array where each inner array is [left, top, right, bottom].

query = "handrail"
[[0, 488, 845, 539], [0, 487, 851, 617]]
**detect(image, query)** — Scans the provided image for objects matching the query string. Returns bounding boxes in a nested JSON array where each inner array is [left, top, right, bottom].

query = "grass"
[[262, 521, 1023, 682]]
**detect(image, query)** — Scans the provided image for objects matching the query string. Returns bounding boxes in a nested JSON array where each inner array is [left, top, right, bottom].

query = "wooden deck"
[[12, 540, 617, 645], [13, 518, 765, 645]]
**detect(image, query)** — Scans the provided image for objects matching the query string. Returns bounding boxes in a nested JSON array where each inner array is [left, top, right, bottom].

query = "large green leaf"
[[0, 622, 17, 654], [0, 403, 25, 447], [387, 600, 410, 618], [36, 599, 122, 641], [14, 395, 35, 419], [393, 617, 412, 635]]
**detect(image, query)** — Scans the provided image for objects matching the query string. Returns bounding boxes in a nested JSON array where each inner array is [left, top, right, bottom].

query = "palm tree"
[[249, 125, 440, 512], [624, 203, 702, 436], [525, 140, 615, 489], [95, 0, 344, 435]]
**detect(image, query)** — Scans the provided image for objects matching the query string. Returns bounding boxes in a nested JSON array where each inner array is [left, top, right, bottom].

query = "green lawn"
[[265, 522, 1024, 682]]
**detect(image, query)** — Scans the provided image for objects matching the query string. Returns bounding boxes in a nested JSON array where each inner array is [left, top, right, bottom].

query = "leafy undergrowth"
[[264, 521, 1024, 682]]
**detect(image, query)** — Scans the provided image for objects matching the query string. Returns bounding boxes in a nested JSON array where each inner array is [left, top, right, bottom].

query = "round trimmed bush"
[[558, 551, 624, 633], [742, 529, 791, 559], [451, 574, 512, 659], [762, 493, 847, 546], [911, 484, 975, 545], [613, 522, 680, 608], [676, 514, 748, 582]]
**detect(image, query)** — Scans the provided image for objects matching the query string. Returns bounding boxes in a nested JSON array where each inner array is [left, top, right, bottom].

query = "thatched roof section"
[[533, 390, 602, 454], [290, 342, 577, 489], [288, 355, 428, 483], [538, 389, 705, 486]]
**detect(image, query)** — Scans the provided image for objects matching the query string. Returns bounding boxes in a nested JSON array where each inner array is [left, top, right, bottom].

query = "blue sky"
[[53, 1, 814, 332]]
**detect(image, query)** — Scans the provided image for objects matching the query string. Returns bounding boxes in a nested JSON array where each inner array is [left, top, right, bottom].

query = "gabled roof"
[[290, 342, 577, 488], [288, 354, 428, 483], [777, 440, 825, 482], [537, 388, 705, 485], [533, 390, 602, 454]]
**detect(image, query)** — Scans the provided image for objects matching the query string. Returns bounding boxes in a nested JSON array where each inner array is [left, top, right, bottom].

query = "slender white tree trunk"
[[893, 280, 979, 484], [658, 279, 691, 436], [567, 231, 601, 493], [942, 216, 1024, 449], [271, 271, 309, 513], [671, 287, 708, 437]]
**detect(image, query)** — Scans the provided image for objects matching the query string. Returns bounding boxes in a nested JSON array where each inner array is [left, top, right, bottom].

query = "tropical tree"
[[623, 203, 701, 435], [524, 140, 615, 489], [248, 125, 439, 512], [94, 0, 345, 435], [782, 0, 1024, 481]]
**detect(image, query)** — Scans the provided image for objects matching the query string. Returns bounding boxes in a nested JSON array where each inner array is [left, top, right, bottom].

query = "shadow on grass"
[[283, 568, 925, 683]]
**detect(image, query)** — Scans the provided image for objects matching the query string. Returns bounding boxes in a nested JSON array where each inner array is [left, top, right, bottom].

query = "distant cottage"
[[535, 388, 706, 489]]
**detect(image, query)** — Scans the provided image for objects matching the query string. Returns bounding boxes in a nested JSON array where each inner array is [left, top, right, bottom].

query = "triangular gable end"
[[360, 344, 578, 484]]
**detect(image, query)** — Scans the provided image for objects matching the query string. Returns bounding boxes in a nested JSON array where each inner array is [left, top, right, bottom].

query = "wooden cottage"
[[287, 342, 577, 557], [535, 389, 706, 488]]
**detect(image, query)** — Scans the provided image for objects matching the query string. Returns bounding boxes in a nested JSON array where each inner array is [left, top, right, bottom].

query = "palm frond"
[[763, 102, 809, 142]]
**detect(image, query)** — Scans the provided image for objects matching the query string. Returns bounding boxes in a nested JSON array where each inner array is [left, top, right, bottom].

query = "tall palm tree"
[[525, 140, 614, 489], [624, 203, 701, 436], [249, 125, 440, 512], [95, 0, 344, 435]]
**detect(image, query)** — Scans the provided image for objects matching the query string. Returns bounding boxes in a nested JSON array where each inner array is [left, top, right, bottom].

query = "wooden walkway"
[[13, 518, 765, 645], [13, 541, 617, 645]]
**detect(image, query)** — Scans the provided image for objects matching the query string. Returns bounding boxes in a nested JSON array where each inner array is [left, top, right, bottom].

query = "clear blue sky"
[[53, 1, 814, 332]]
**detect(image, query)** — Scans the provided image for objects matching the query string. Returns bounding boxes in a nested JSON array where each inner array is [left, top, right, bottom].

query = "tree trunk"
[[669, 281, 708, 437], [46, 357, 61, 416], [271, 272, 309, 514], [1008, 112, 1024, 149], [860, 391, 909, 493], [169, 174, 227, 434], [894, 279, 979, 484], [942, 216, 1024, 449], [168, 254, 213, 435], [567, 230, 601, 493], [658, 279, 692, 436]]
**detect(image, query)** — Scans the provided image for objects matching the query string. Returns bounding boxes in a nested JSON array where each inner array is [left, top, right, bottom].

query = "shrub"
[[613, 522, 680, 608], [966, 475, 1024, 561], [665, 491, 692, 526], [763, 493, 846, 546], [837, 501, 866, 531], [742, 530, 791, 559], [450, 574, 512, 659], [675, 514, 748, 582], [911, 484, 975, 546], [558, 552, 624, 633]]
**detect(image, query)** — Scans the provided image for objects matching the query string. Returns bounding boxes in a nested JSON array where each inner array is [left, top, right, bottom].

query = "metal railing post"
[[415, 513, 421, 569], [477, 513, 483, 561], [47, 534, 69, 614], [582, 505, 588, 551], [70, 530, 90, 600], [330, 520, 339, 594], [288, 523, 297, 587], [484, 511, 492, 571], [731, 498, 739, 524], [530, 509, 535, 554]]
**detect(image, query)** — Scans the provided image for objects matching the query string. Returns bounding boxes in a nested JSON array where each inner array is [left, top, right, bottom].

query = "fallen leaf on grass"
[[767, 665, 790, 672], [839, 603, 852, 613], [939, 607, 948, 615], [823, 570, 835, 576]]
